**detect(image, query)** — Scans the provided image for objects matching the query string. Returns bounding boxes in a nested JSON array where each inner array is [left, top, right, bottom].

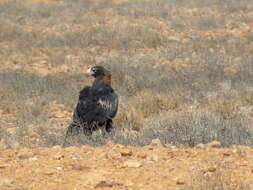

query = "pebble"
[[71, 164, 89, 171], [123, 160, 142, 168], [106, 150, 121, 159], [195, 143, 205, 149], [0, 178, 13, 186], [207, 141, 221, 148], [137, 151, 147, 159], [150, 139, 164, 147], [120, 148, 132, 156]]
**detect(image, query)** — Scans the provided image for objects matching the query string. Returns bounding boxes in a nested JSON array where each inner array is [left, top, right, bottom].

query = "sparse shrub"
[[211, 99, 238, 118], [114, 102, 145, 131], [141, 111, 253, 147], [131, 89, 179, 118]]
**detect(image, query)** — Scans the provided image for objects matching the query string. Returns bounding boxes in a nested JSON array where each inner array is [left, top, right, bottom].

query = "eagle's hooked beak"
[[86, 66, 93, 76]]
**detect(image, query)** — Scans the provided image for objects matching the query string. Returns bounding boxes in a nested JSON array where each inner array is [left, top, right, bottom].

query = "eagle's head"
[[87, 66, 111, 85]]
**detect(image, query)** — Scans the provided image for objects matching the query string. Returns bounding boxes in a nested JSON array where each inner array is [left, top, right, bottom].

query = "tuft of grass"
[[211, 99, 238, 118]]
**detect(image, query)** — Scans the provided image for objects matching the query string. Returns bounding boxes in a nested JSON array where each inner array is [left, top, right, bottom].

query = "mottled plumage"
[[64, 66, 118, 140]]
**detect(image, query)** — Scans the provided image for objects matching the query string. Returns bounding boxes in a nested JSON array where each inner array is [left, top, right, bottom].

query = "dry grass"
[[0, 0, 253, 148]]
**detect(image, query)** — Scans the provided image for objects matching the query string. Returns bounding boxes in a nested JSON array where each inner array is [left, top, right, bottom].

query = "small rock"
[[18, 154, 33, 160], [0, 164, 9, 169], [203, 166, 216, 172], [150, 139, 163, 147], [195, 143, 205, 149], [176, 179, 185, 185], [0, 178, 13, 186], [207, 141, 221, 148], [71, 164, 89, 171], [53, 152, 64, 160], [106, 150, 121, 159], [149, 154, 159, 161], [123, 160, 142, 168], [43, 168, 55, 175], [174, 176, 185, 185], [52, 145, 62, 150], [95, 180, 122, 188], [28, 156, 38, 161], [18, 148, 33, 159], [223, 151, 232, 157], [165, 144, 177, 149], [6, 127, 16, 134], [56, 167, 63, 171], [120, 148, 132, 156], [137, 151, 147, 159]]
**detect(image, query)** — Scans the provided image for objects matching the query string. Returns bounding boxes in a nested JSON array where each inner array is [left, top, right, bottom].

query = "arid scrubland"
[[0, 0, 252, 148]]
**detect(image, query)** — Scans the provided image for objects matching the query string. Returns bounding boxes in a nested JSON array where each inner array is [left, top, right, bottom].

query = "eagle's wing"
[[96, 90, 118, 119], [73, 87, 96, 124]]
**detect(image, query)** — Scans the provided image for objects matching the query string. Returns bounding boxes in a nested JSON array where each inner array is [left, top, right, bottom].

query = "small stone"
[[123, 160, 142, 168], [223, 151, 232, 157], [43, 168, 55, 175], [149, 154, 159, 161], [150, 139, 163, 147], [0, 164, 9, 169], [28, 156, 38, 161], [56, 167, 63, 171], [95, 180, 122, 188], [203, 166, 216, 172], [207, 141, 221, 148], [0, 178, 13, 186], [165, 144, 177, 149], [174, 176, 185, 185], [18, 154, 33, 160], [195, 143, 205, 149], [52, 145, 62, 150], [120, 148, 132, 156], [71, 164, 89, 171], [106, 150, 121, 159], [176, 179, 185, 185], [53, 152, 64, 160], [137, 151, 147, 159], [6, 127, 16, 134]]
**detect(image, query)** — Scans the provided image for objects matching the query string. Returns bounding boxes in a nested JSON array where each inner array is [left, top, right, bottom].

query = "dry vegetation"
[[0, 0, 252, 149], [0, 0, 253, 189]]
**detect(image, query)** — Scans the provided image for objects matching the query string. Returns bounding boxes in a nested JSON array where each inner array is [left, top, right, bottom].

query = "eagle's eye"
[[92, 68, 97, 72]]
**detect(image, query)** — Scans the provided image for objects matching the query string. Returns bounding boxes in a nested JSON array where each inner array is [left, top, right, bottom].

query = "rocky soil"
[[0, 0, 253, 189], [0, 141, 253, 190]]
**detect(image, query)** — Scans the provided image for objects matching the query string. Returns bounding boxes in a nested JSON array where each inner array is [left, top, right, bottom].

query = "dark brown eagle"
[[65, 66, 118, 140]]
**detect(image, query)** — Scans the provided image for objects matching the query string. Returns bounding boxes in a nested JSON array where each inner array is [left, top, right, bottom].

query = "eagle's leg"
[[105, 119, 113, 132]]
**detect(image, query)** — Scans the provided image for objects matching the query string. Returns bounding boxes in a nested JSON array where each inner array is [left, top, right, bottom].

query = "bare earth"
[[0, 0, 253, 189], [0, 142, 253, 190]]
